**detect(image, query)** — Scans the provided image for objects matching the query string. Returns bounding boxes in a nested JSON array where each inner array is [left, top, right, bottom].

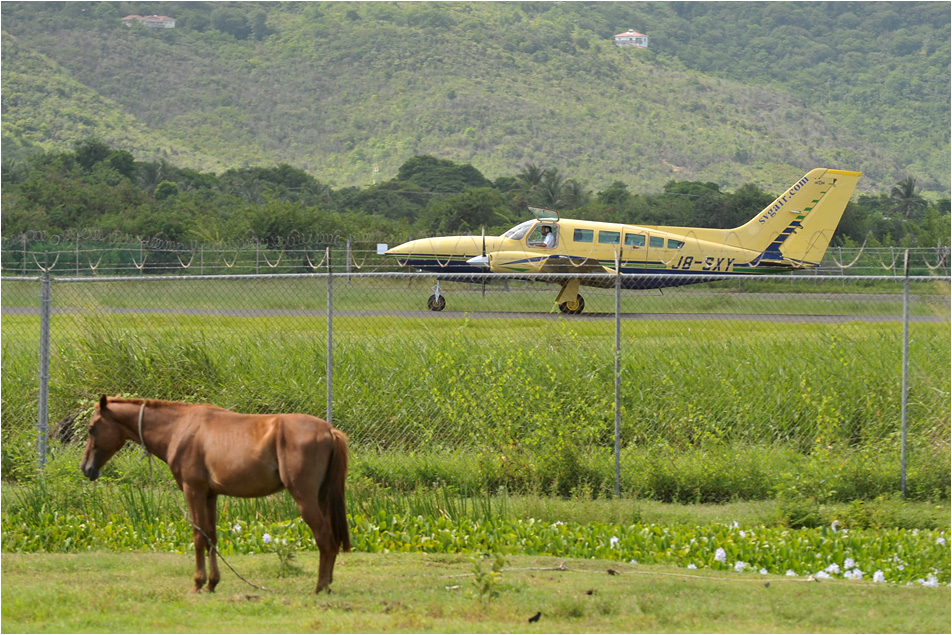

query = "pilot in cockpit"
[[531, 225, 557, 248]]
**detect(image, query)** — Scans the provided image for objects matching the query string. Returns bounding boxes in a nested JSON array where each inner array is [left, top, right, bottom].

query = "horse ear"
[[99, 395, 109, 410]]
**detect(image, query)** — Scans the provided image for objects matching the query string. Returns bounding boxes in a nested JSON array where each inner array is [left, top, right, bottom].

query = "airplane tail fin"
[[733, 168, 861, 267]]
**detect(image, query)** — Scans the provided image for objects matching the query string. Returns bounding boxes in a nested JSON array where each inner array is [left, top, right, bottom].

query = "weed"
[[469, 553, 507, 604]]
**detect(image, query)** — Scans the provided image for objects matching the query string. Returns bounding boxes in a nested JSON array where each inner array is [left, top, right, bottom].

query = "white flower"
[[262, 533, 272, 544], [610, 536, 619, 548], [815, 571, 831, 579], [873, 570, 886, 583], [844, 557, 856, 570], [731, 521, 740, 529], [687, 563, 697, 570], [232, 523, 241, 534], [786, 570, 797, 577], [734, 561, 748, 573], [739, 530, 746, 539], [553, 521, 564, 527], [937, 537, 947, 546], [825, 563, 841, 575], [714, 548, 727, 563], [920, 575, 939, 587], [629, 559, 638, 565], [844, 568, 864, 580], [759, 568, 768, 575]]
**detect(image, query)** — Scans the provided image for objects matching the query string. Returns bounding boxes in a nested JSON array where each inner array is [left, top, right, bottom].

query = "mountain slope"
[[1, 2, 948, 195]]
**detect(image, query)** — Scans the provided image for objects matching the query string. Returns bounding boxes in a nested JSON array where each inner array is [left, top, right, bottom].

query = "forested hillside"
[[2, 2, 949, 196]]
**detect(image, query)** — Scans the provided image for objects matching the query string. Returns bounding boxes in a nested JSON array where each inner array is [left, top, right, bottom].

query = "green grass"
[[3, 277, 949, 500], [2, 551, 949, 633]]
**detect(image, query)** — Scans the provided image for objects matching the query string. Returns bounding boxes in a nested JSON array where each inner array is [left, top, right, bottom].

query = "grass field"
[[2, 551, 949, 633], [2, 275, 950, 500], [2, 274, 949, 632]]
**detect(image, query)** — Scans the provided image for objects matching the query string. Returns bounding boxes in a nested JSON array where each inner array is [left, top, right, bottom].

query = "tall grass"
[[2, 285, 949, 501]]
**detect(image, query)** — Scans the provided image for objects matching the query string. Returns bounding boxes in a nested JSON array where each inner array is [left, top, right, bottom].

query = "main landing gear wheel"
[[558, 294, 585, 315], [427, 294, 446, 311]]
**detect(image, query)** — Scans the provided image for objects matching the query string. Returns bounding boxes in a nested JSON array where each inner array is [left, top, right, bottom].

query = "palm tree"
[[889, 176, 927, 220], [516, 163, 545, 191], [561, 179, 591, 210], [538, 168, 566, 208]]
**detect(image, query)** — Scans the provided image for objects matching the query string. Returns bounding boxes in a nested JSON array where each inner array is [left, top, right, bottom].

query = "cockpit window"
[[503, 220, 534, 240], [527, 224, 558, 248]]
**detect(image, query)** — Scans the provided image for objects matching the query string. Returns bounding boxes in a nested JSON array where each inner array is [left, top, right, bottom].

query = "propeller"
[[481, 226, 487, 298], [466, 226, 491, 268]]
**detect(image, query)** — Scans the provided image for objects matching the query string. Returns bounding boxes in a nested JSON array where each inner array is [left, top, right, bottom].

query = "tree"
[[889, 176, 928, 221], [596, 181, 632, 207], [211, 7, 252, 40], [395, 155, 490, 193], [74, 139, 112, 171], [416, 188, 511, 234], [153, 180, 180, 201]]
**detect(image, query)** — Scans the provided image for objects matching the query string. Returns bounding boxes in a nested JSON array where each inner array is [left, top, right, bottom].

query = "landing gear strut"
[[556, 279, 585, 315], [427, 281, 446, 311]]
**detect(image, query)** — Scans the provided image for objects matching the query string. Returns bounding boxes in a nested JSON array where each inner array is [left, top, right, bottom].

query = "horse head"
[[80, 395, 131, 481]]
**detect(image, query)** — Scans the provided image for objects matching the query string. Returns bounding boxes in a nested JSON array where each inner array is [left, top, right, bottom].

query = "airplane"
[[385, 168, 862, 313]]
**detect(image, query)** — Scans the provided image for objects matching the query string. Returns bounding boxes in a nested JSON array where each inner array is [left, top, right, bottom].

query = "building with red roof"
[[614, 29, 648, 48]]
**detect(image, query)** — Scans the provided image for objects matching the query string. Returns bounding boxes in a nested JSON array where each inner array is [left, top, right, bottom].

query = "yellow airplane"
[[386, 168, 861, 313]]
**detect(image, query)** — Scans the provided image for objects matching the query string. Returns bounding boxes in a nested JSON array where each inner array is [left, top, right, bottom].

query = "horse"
[[80, 395, 351, 594]]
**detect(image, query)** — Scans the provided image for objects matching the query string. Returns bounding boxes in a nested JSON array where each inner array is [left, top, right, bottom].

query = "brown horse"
[[80, 395, 350, 594]]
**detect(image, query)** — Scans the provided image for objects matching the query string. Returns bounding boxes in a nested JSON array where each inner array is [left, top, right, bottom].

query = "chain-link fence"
[[2, 265, 950, 500], [2, 239, 949, 277]]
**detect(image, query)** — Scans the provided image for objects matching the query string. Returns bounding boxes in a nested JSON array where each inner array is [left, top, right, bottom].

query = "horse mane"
[[104, 396, 230, 411]]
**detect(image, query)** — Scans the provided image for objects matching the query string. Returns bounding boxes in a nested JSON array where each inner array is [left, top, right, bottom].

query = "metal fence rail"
[[2, 267, 949, 498]]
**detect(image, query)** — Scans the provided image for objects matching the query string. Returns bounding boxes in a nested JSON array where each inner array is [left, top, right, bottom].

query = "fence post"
[[346, 236, 352, 285], [901, 250, 910, 496], [614, 251, 622, 497], [37, 269, 52, 471], [326, 247, 334, 426]]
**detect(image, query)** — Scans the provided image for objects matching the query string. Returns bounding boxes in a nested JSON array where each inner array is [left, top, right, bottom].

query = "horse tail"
[[320, 426, 351, 552]]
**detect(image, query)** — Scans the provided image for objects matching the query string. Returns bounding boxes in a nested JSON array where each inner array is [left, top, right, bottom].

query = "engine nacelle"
[[486, 250, 550, 273]]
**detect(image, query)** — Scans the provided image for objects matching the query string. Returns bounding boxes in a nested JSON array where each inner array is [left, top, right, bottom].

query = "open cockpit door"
[[528, 206, 561, 222]]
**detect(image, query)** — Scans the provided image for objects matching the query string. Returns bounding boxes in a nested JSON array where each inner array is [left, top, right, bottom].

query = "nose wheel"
[[427, 294, 446, 311], [558, 294, 585, 314], [427, 281, 446, 311]]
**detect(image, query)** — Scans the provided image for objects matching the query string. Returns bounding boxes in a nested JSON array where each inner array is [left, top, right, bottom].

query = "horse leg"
[[205, 494, 221, 592], [290, 491, 337, 594], [184, 486, 210, 593]]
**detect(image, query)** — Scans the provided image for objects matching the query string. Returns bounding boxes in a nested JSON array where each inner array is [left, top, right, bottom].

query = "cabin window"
[[625, 234, 645, 247], [667, 239, 685, 250], [649, 236, 664, 249], [573, 228, 594, 243], [599, 231, 620, 244]]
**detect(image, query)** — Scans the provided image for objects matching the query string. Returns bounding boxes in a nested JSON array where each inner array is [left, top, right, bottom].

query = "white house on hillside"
[[614, 29, 648, 48], [122, 15, 176, 29]]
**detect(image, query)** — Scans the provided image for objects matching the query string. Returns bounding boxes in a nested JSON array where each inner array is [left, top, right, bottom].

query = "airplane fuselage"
[[385, 168, 861, 310]]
